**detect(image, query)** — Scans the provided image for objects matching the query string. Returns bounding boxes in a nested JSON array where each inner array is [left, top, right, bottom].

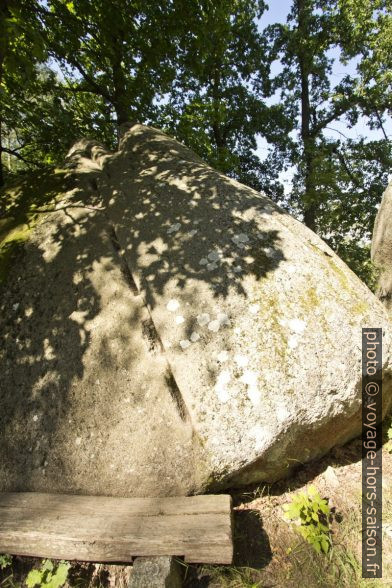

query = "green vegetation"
[[26, 560, 70, 588], [384, 407, 392, 453], [0, 0, 390, 288], [200, 566, 262, 588], [0, 557, 11, 571], [283, 485, 331, 554], [387, 426, 392, 454], [0, 168, 70, 282]]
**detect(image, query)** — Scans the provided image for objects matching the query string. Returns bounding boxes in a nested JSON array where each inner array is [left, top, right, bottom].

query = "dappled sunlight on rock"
[[1, 124, 391, 498]]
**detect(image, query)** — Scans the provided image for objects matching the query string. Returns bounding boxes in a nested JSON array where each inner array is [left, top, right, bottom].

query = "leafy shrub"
[[283, 485, 331, 554], [0, 554, 12, 569], [387, 425, 392, 453], [26, 559, 70, 588], [383, 408, 392, 453]]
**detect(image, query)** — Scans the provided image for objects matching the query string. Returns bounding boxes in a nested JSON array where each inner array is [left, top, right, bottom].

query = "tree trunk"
[[297, 0, 317, 232], [211, 64, 227, 171], [0, 1, 10, 188], [0, 129, 4, 189], [111, 30, 130, 129], [212, 121, 226, 168], [113, 90, 129, 127]]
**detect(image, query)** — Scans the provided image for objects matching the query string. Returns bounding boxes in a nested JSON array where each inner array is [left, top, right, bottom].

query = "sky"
[[254, 1, 391, 190]]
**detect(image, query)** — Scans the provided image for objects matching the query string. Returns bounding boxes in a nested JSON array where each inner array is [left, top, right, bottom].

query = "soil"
[[1, 427, 391, 588], [184, 426, 392, 587]]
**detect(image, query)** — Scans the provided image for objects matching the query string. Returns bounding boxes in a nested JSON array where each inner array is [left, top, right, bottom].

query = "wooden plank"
[[0, 493, 233, 564]]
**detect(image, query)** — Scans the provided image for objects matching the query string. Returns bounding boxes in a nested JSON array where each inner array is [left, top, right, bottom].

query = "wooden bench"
[[0, 492, 233, 565]]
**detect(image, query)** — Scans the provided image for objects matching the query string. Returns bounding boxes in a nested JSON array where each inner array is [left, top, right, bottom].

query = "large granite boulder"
[[372, 180, 392, 310], [1, 124, 391, 497], [0, 153, 204, 498]]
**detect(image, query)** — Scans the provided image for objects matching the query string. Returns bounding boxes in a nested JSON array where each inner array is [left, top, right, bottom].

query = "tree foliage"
[[0, 0, 46, 183], [157, 0, 277, 192], [265, 0, 391, 282], [40, 0, 182, 126], [0, 0, 391, 288]]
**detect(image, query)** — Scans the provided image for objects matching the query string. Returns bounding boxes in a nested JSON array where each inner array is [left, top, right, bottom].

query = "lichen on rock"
[[0, 124, 391, 496]]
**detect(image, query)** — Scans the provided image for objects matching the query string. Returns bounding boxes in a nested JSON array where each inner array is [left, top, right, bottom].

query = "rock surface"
[[1, 124, 392, 496], [129, 557, 183, 588], [0, 143, 205, 497], [372, 180, 392, 310]]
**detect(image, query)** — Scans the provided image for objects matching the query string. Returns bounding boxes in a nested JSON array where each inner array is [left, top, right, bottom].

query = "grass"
[[205, 507, 386, 588], [186, 429, 392, 588], [0, 168, 71, 283], [382, 407, 392, 454], [275, 484, 391, 587], [185, 564, 263, 588]]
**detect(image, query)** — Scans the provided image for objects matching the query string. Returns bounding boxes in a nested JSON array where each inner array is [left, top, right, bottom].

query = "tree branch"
[[1, 147, 42, 167], [61, 84, 105, 96], [33, 3, 113, 104], [333, 147, 363, 190], [311, 102, 351, 136], [325, 126, 350, 140], [64, 58, 113, 102], [375, 110, 388, 141]]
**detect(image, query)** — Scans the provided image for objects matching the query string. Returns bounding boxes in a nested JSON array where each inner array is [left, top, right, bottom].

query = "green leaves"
[[26, 569, 44, 588], [0, 0, 390, 296], [0, 554, 12, 569], [41, 0, 181, 125], [158, 0, 271, 191], [1, 1, 46, 82], [283, 485, 332, 555], [26, 560, 70, 588], [265, 0, 391, 288]]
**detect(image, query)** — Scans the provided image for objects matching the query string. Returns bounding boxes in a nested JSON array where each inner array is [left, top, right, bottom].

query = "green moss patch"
[[0, 168, 71, 283], [308, 241, 371, 316]]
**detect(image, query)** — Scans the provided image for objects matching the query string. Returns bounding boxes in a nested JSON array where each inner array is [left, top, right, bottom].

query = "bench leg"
[[128, 556, 184, 588]]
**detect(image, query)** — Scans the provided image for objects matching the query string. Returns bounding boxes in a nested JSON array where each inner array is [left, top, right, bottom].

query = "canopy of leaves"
[[0, 0, 391, 288]]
